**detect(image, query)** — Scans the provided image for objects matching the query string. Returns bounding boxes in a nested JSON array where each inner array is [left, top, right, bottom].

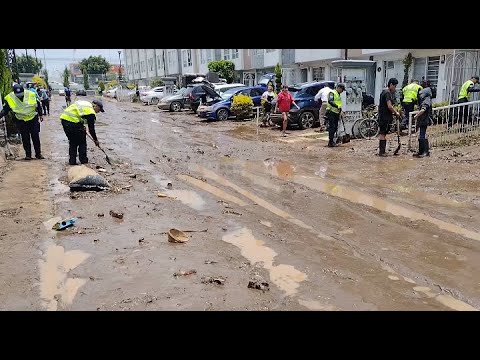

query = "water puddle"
[[223, 227, 307, 296], [413, 286, 477, 311], [38, 243, 90, 311], [177, 175, 247, 207], [263, 158, 295, 181], [293, 175, 480, 243], [168, 189, 205, 211]]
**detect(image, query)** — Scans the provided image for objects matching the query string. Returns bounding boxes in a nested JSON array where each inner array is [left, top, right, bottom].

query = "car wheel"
[[299, 111, 315, 129], [170, 101, 181, 112], [216, 108, 229, 121], [150, 97, 159, 105]]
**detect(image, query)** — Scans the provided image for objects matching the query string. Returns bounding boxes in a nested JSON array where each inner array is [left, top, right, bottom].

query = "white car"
[[140, 87, 166, 105], [58, 88, 65, 96], [214, 83, 245, 95], [105, 87, 118, 98]]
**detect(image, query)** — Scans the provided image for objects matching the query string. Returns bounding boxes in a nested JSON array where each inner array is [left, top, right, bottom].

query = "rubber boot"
[[378, 140, 387, 156], [413, 139, 424, 157], [418, 139, 430, 158]]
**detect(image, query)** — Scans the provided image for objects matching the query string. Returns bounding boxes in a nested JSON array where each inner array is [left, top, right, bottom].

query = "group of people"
[[0, 83, 104, 165]]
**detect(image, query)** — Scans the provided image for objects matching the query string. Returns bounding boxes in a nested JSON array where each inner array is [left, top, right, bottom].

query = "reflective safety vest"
[[4, 91, 38, 121], [60, 100, 96, 124], [326, 90, 342, 114], [458, 80, 474, 100], [402, 83, 422, 103]]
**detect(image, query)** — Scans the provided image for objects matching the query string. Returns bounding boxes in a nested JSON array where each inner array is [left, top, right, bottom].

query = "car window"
[[306, 86, 321, 96], [250, 88, 263, 97], [155, 89, 163, 92]]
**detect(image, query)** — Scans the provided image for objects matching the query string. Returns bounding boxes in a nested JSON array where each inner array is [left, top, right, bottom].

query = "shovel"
[[339, 114, 351, 144], [393, 115, 401, 156], [86, 132, 112, 165]]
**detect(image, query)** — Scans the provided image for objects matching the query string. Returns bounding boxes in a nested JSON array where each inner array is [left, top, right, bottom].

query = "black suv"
[[184, 83, 221, 113]]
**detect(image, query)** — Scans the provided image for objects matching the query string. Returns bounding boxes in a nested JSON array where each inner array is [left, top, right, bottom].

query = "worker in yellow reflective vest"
[[401, 79, 422, 129], [457, 76, 480, 123], [59, 99, 104, 165], [0, 84, 44, 160], [326, 83, 346, 147]]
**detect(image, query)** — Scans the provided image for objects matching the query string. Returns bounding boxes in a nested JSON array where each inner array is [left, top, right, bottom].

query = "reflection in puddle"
[[223, 227, 307, 296], [38, 243, 90, 311], [169, 189, 205, 211], [293, 175, 480, 242]]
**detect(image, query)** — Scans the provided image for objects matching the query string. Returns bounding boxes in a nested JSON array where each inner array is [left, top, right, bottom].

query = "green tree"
[[402, 52, 413, 88], [79, 55, 111, 75], [207, 60, 235, 83], [16, 54, 42, 73], [63, 67, 70, 87], [32, 75, 46, 88], [274, 63, 282, 93], [0, 49, 16, 135], [151, 79, 164, 87], [41, 69, 49, 88], [83, 69, 90, 90]]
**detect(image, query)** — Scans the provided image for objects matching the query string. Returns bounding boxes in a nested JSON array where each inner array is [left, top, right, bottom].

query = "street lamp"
[[118, 51, 122, 83]]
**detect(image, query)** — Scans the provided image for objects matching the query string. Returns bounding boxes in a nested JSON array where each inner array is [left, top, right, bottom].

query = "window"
[[427, 56, 440, 89], [313, 67, 325, 81], [187, 49, 192, 66], [200, 49, 206, 64], [250, 88, 263, 97], [223, 49, 230, 60], [232, 49, 239, 59], [306, 85, 321, 96], [252, 49, 264, 56], [265, 49, 275, 53], [207, 49, 213, 62]]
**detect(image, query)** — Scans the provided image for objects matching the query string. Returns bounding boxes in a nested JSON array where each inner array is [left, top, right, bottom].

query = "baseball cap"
[[473, 75, 479, 81], [92, 99, 105, 112], [336, 83, 346, 90], [13, 84, 24, 96]]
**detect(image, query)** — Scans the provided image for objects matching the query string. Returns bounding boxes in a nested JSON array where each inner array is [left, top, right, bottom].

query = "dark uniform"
[[413, 87, 432, 157], [0, 84, 44, 160]]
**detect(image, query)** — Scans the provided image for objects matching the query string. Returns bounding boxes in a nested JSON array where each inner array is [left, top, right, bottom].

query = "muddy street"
[[1, 95, 479, 311]]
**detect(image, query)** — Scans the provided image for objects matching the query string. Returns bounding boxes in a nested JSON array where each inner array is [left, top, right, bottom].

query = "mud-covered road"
[[1, 94, 479, 311]]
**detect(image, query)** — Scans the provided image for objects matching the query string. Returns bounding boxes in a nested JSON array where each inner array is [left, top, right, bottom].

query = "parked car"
[[197, 86, 264, 121], [270, 80, 336, 129], [140, 87, 166, 105], [258, 73, 276, 90], [157, 87, 189, 112], [58, 88, 65, 96], [184, 84, 221, 113], [75, 88, 87, 96], [213, 83, 245, 95], [104, 87, 118, 98]]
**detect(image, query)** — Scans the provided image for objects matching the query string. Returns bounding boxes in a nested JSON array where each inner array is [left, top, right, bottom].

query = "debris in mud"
[[122, 185, 133, 190], [109, 210, 124, 219], [157, 192, 169, 198], [217, 200, 229, 206], [138, 238, 145, 244], [166, 182, 173, 189], [139, 179, 148, 184], [248, 279, 270, 291], [167, 228, 189, 243], [68, 165, 110, 192], [93, 239, 99, 243], [222, 209, 242, 216], [201, 276, 225, 285], [204, 260, 218, 264], [169, 256, 177, 261], [128, 174, 137, 179], [97, 213, 104, 217], [173, 270, 197, 277], [52, 217, 77, 231], [150, 160, 157, 164], [222, 227, 228, 231], [224, 154, 231, 157], [196, 149, 204, 154]]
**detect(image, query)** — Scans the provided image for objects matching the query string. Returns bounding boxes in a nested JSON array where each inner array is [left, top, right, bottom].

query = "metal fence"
[[408, 99, 480, 151]]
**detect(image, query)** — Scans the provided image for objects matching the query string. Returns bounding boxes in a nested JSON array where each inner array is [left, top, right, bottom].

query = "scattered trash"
[[204, 260, 218, 265], [157, 192, 168, 198], [139, 179, 148, 183], [196, 150, 204, 154], [222, 210, 242, 216], [97, 213, 104, 217], [122, 185, 133, 190], [52, 217, 77, 231], [138, 238, 145, 244], [224, 154, 231, 157], [67, 165, 110, 192], [93, 239, 99, 243], [150, 160, 156, 164], [167, 228, 189, 243], [97, 168, 107, 173], [173, 270, 197, 277], [77, 229, 85, 234], [201, 276, 225, 285], [222, 227, 228, 231], [128, 174, 137, 179], [169, 256, 177, 261], [248, 279, 270, 291], [166, 182, 173, 189], [89, 276, 95, 281], [109, 210, 124, 219]]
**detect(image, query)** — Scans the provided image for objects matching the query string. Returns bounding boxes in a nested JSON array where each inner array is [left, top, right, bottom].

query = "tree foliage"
[[0, 49, 16, 135], [16, 54, 42, 73], [41, 69, 49, 88], [274, 63, 282, 93], [83, 69, 90, 90], [63, 67, 70, 87], [32, 75, 46, 88], [79, 55, 111, 74], [402, 52, 413, 88], [151, 79, 164, 87], [207, 60, 235, 83]]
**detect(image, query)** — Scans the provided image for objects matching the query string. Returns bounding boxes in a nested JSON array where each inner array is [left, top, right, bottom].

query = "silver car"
[[157, 87, 188, 112]]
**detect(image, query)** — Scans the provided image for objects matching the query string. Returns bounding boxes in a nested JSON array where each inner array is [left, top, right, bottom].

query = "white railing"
[[408, 99, 480, 151]]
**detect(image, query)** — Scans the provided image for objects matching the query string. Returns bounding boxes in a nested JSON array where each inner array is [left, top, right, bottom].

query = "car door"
[[248, 88, 264, 106], [305, 85, 322, 108]]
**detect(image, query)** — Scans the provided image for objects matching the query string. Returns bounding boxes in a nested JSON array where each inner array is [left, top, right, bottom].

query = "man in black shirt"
[[378, 78, 400, 156], [413, 87, 432, 158]]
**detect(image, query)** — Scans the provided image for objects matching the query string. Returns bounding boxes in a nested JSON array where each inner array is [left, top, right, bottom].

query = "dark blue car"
[[197, 86, 264, 121], [271, 80, 336, 129]]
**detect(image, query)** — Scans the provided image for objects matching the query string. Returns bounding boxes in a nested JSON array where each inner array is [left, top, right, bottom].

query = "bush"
[[231, 94, 253, 120], [208, 60, 235, 83], [32, 75, 46, 89], [433, 101, 449, 108], [151, 79, 164, 87]]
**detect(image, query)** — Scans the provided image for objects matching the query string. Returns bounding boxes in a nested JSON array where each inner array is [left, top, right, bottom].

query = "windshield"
[[176, 87, 187, 96], [288, 87, 301, 99], [221, 87, 244, 99]]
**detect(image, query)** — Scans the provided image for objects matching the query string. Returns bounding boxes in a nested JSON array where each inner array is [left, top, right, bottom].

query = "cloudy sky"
[[15, 49, 123, 80]]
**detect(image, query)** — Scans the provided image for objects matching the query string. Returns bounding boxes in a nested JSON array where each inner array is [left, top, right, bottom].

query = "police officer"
[[59, 99, 104, 165], [0, 84, 44, 160], [326, 83, 345, 147], [457, 76, 480, 123], [413, 87, 432, 158], [401, 79, 422, 129]]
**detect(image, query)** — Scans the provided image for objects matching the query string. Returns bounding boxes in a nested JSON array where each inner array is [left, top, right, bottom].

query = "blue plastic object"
[[52, 217, 77, 231]]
